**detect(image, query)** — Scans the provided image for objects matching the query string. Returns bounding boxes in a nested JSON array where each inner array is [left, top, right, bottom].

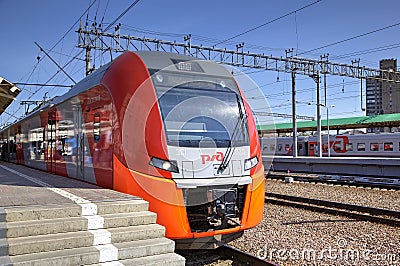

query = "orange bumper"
[[113, 155, 265, 239]]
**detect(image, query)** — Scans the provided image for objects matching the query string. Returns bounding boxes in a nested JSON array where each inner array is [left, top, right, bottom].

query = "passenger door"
[[76, 106, 85, 181], [47, 110, 57, 174]]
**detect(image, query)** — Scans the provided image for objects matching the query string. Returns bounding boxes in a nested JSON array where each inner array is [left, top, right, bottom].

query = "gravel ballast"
[[229, 179, 400, 265], [266, 178, 400, 211]]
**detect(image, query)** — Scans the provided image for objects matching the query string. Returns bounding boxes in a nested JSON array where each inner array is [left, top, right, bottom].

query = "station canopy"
[[258, 113, 400, 133], [0, 76, 21, 116]]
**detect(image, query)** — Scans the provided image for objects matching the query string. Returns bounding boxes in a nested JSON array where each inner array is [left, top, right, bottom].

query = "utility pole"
[[321, 54, 329, 154], [320, 54, 329, 107], [184, 34, 191, 55], [317, 72, 322, 157], [85, 47, 91, 76], [286, 48, 297, 157], [291, 70, 297, 157], [352, 59, 365, 112], [236, 42, 245, 65], [311, 72, 322, 157]]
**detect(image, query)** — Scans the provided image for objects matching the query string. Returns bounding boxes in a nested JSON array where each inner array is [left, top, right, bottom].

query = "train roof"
[[135, 51, 232, 78], [0, 51, 232, 132], [49, 51, 233, 109]]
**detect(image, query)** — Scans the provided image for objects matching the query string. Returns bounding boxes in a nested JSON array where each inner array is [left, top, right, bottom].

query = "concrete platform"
[[0, 162, 135, 207], [0, 161, 185, 265]]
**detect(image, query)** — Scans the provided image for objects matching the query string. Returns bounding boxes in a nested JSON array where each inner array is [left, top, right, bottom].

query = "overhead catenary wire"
[[300, 21, 400, 56], [1, 0, 143, 125], [213, 0, 322, 46], [115, 18, 400, 71], [35, 0, 98, 68], [103, 0, 141, 31], [100, 0, 110, 28]]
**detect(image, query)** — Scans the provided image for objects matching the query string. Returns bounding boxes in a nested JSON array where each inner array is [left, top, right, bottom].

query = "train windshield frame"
[[150, 70, 249, 148]]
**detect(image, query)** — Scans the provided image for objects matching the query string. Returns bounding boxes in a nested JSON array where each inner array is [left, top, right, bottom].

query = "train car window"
[[322, 144, 328, 153], [270, 144, 275, 151], [357, 143, 365, 151], [370, 143, 379, 151], [309, 143, 315, 150], [333, 143, 341, 151], [298, 143, 303, 150], [93, 113, 100, 143], [346, 143, 353, 151], [285, 144, 290, 151], [278, 144, 282, 151], [384, 142, 393, 151]]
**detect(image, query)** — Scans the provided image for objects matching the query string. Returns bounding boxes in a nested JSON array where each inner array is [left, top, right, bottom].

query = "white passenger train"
[[262, 133, 400, 157]]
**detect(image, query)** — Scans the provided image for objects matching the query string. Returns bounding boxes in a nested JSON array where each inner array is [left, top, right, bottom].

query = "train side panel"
[[0, 85, 115, 188], [264, 133, 400, 157]]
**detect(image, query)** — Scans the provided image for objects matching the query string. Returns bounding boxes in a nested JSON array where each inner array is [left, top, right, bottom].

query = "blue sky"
[[1, 0, 400, 126]]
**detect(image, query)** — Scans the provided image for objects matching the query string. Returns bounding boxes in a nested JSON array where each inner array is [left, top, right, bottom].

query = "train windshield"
[[152, 72, 249, 148]]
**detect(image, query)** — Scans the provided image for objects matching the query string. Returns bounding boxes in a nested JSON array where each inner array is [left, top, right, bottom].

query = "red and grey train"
[[262, 133, 400, 157], [0, 51, 265, 248]]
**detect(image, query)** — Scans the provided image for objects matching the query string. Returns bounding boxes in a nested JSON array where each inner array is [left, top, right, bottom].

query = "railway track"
[[179, 244, 279, 265], [265, 192, 400, 227], [217, 245, 279, 266], [267, 171, 400, 190]]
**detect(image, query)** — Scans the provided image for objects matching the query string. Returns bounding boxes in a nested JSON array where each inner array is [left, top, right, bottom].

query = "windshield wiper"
[[217, 94, 247, 175]]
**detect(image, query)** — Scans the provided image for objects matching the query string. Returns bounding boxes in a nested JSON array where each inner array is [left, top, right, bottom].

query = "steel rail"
[[218, 245, 279, 266], [265, 193, 400, 227], [267, 171, 400, 190]]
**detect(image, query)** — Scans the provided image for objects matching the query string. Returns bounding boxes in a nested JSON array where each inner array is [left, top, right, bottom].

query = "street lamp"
[[321, 104, 335, 157]]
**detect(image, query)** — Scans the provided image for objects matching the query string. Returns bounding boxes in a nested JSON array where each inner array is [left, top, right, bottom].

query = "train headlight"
[[149, 157, 179, 173], [244, 156, 258, 171]]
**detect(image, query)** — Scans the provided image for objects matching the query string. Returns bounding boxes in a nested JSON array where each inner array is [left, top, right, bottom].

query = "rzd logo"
[[201, 152, 224, 164]]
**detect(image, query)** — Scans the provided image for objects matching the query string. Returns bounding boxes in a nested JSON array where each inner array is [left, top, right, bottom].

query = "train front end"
[[110, 51, 264, 249]]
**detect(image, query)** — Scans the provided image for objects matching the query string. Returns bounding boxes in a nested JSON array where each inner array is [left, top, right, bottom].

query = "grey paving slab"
[[0, 162, 139, 209]]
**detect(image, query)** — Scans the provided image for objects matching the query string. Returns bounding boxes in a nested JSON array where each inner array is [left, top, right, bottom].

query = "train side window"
[[370, 143, 379, 151], [333, 143, 341, 151], [270, 144, 275, 151], [93, 113, 100, 142], [346, 143, 353, 151], [357, 143, 365, 151], [384, 142, 393, 151], [298, 143, 303, 150], [278, 144, 282, 151], [309, 144, 315, 150], [285, 144, 290, 151]]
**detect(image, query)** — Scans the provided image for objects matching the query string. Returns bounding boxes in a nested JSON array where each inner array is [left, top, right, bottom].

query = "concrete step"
[[4, 205, 81, 222], [105, 253, 186, 266], [7, 214, 161, 255], [102, 211, 157, 228], [107, 224, 165, 243], [4, 211, 159, 238], [4, 216, 86, 238], [8, 230, 95, 256], [3, 200, 149, 222], [2, 238, 181, 266], [0, 163, 184, 265], [96, 199, 149, 215]]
